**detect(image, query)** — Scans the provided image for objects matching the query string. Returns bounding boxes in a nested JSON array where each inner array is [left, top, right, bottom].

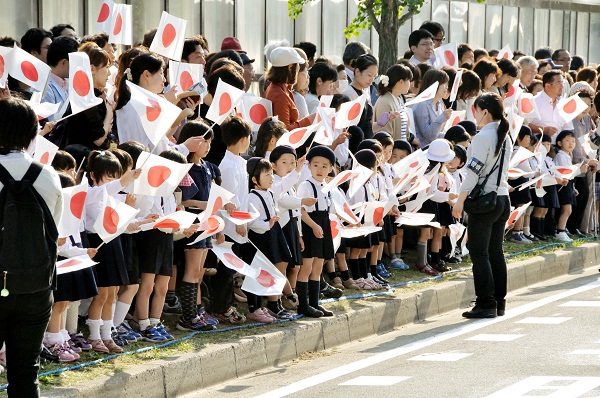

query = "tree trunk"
[[373, 0, 399, 73]]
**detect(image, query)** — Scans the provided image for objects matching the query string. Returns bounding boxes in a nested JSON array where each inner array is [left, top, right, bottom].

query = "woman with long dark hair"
[[452, 92, 512, 318]]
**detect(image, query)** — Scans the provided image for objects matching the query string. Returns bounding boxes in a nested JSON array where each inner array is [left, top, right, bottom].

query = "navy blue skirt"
[[86, 233, 129, 288], [249, 221, 292, 265], [282, 217, 302, 267], [301, 211, 334, 259]]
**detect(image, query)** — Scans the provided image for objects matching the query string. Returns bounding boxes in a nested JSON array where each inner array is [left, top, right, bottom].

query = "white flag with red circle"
[[552, 163, 583, 180], [33, 135, 59, 166], [331, 188, 360, 225], [335, 92, 367, 129], [8, 44, 50, 93], [505, 202, 531, 230], [347, 163, 375, 199], [126, 81, 182, 147], [434, 42, 458, 69], [405, 81, 439, 107], [557, 94, 589, 124], [509, 146, 535, 169], [398, 174, 431, 200], [391, 149, 429, 195], [95, 0, 114, 34], [507, 106, 525, 141], [58, 176, 88, 238], [220, 203, 260, 226], [465, 98, 476, 122], [276, 123, 319, 149], [94, 192, 140, 243], [496, 44, 514, 60], [149, 11, 187, 61], [449, 69, 463, 103], [442, 110, 466, 132], [396, 212, 435, 226], [503, 79, 522, 108], [206, 78, 245, 125], [140, 210, 198, 231], [197, 182, 235, 225], [321, 169, 357, 194], [313, 107, 335, 145], [318, 95, 334, 108], [0, 45, 12, 89], [518, 93, 541, 121], [211, 241, 259, 278], [188, 215, 224, 245], [56, 254, 98, 276], [448, 222, 466, 257], [109, 3, 132, 45], [329, 214, 343, 252], [363, 200, 395, 227], [68, 52, 103, 115], [168, 61, 203, 96], [133, 151, 193, 197], [240, 96, 272, 131], [242, 247, 286, 296]]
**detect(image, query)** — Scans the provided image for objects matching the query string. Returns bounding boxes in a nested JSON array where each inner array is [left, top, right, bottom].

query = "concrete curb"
[[43, 242, 600, 398]]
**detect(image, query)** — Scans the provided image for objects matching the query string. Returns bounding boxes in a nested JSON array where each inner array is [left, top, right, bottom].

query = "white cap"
[[425, 139, 455, 162], [269, 47, 306, 67]]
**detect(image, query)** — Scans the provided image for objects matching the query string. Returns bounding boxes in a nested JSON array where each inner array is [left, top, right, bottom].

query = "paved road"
[[186, 266, 600, 398]]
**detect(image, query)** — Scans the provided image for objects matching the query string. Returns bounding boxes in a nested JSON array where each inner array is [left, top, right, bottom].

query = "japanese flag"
[[398, 174, 431, 200], [144, 210, 198, 230], [56, 255, 97, 276], [188, 215, 224, 245], [509, 146, 535, 169], [449, 69, 463, 103], [318, 95, 334, 108], [442, 110, 466, 132], [503, 79, 522, 108], [168, 61, 203, 95], [396, 212, 435, 226], [26, 91, 60, 120], [507, 168, 533, 179], [313, 107, 335, 145], [496, 44, 514, 60], [126, 81, 182, 147], [434, 42, 458, 68], [391, 149, 429, 195], [331, 189, 360, 225], [335, 93, 367, 129], [329, 214, 343, 252], [518, 93, 540, 121], [465, 98, 476, 122], [8, 44, 50, 93], [242, 248, 286, 296], [448, 222, 466, 257], [321, 169, 356, 194], [363, 200, 395, 227], [276, 123, 319, 149], [211, 241, 259, 278], [150, 11, 187, 61], [557, 94, 589, 124], [240, 96, 272, 130], [505, 202, 531, 230], [96, 0, 114, 34], [220, 204, 260, 225], [68, 52, 102, 115], [0, 45, 12, 89], [109, 3, 132, 45], [94, 193, 140, 243], [405, 82, 439, 107], [507, 107, 525, 141], [552, 163, 583, 180], [197, 182, 235, 225], [134, 151, 193, 197], [58, 176, 88, 238], [206, 78, 245, 125], [33, 135, 58, 166], [461, 231, 469, 256], [347, 164, 375, 199]]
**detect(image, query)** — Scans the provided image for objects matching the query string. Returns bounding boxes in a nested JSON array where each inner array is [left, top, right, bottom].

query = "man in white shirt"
[[528, 70, 573, 138], [408, 29, 436, 66], [42, 36, 79, 120]]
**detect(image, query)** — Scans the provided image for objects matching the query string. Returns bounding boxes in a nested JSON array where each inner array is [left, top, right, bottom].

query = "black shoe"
[[316, 305, 334, 317], [40, 345, 60, 363], [524, 234, 539, 242], [442, 256, 460, 264], [431, 261, 451, 272], [321, 283, 343, 299], [497, 300, 505, 316], [531, 232, 547, 241], [462, 306, 497, 319], [298, 305, 324, 318]]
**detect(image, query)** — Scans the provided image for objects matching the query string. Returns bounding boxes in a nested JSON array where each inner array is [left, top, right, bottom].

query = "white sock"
[[44, 332, 63, 346], [139, 319, 151, 331], [149, 317, 160, 327], [113, 301, 131, 327], [99, 320, 114, 341], [523, 226, 530, 235], [60, 329, 70, 342], [86, 319, 103, 340]]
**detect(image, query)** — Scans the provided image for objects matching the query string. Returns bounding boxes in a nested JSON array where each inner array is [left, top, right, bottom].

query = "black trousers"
[[467, 195, 511, 309], [0, 289, 53, 397], [566, 176, 589, 232]]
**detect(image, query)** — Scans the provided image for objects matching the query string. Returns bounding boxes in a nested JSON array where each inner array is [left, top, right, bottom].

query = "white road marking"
[[515, 317, 571, 324], [560, 301, 600, 307], [569, 349, 600, 355], [485, 376, 600, 397], [466, 334, 525, 341], [408, 352, 472, 361], [338, 376, 410, 386], [254, 280, 600, 398]]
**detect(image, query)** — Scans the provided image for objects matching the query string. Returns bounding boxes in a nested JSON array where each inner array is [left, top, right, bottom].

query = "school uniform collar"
[[223, 149, 246, 166], [308, 176, 326, 187]]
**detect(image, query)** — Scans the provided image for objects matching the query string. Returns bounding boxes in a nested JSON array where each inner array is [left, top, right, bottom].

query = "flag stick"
[[75, 157, 85, 177], [96, 242, 105, 250]]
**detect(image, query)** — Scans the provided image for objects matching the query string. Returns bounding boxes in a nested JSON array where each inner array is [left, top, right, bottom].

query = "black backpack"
[[0, 162, 58, 295]]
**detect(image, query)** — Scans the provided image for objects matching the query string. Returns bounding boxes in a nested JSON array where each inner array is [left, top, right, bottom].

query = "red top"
[[264, 82, 312, 130]]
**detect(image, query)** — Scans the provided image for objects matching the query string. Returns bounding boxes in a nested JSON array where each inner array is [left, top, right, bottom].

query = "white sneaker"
[[555, 231, 572, 242], [519, 232, 532, 244]]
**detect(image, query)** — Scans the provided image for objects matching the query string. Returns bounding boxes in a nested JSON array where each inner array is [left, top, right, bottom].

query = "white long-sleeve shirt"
[[248, 189, 277, 235], [273, 172, 302, 228], [219, 150, 248, 243]]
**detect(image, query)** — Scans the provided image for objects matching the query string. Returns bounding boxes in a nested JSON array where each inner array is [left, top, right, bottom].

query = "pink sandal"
[[87, 339, 109, 354], [103, 339, 123, 353]]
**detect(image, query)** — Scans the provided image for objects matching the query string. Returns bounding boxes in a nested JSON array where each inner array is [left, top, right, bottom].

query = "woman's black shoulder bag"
[[463, 139, 506, 214]]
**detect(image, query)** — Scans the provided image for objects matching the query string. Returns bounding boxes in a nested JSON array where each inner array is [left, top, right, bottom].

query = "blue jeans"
[[0, 289, 53, 397], [467, 195, 511, 309]]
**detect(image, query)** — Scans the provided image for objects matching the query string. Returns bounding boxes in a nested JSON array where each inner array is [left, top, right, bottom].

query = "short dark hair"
[[205, 50, 243, 74], [87, 150, 122, 183], [0, 98, 38, 150], [182, 37, 202, 62], [142, 28, 157, 48], [207, 65, 245, 97], [570, 55, 585, 70], [542, 69, 562, 87], [159, 149, 187, 164], [0, 36, 19, 48], [342, 41, 370, 65], [47, 36, 79, 67], [108, 148, 134, 172], [20, 28, 52, 54], [57, 171, 76, 188], [576, 67, 597, 84], [249, 158, 272, 190], [473, 59, 500, 83], [408, 29, 434, 49], [534, 47, 553, 60], [419, 21, 444, 37], [330, 94, 350, 110], [80, 33, 109, 49], [419, 69, 449, 94], [473, 48, 489, 62], [457, 44, 473, 63], [118, 141, 148, 165], [50, 24, 75, 39], [397, 59, 419, 82], [349, 54, 378, 73], [393, 139, 413, 154], [497, 58, 519, 78], [221, 116, 251, 147], [51, 150, 76, 172], [456, 70, 481, 100], [551, 49, 568, 61], [308, 62, 338, 95], [295, 41, 317, 60]]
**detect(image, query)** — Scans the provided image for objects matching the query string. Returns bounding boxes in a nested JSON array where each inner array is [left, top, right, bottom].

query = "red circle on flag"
[[249, 104, 268, 124], [331, 116, 335, 130], [21, 61, 38, 82], [219, 92, 232, 116], [224, 252, 244, 269], [330, 220, 339, 239], [210, 196, 223, 216], [73, 70, 91, 97], [452, 116, 460, 126], [348, 103, 361, 120], [289, 128, 307, 145], [444, 50, 455, 66], [103, 206, 119, 234], [207, 216, 220, 233], [506, 85, 515, 98], [507, 210, 518, 225], [180, 71, 194, 91], [98, 3, 110, 23], [503, 52, 510, 59], [256, 270, 276, 288], [409, 161, 419, 168], [40, 152, 50, 165], [147, 165, 171, 188], [0, 54, 4, 77], [113, 13, 123, 35], [521, 98, 534, 113], [146, 99, 161, 122], [471, 104, 476, 116], [343, 202, 356, 221], [162, 23, 177, 48], [154, 219, 179, 229], [231, 211, 252, 220], [58, 259, 82, 268], [336, 171, 352, 185], [70, 191, 86, 219], [373, 207, 385, 226], [512, 121, 517, 130], [563, 98, 577, 114]]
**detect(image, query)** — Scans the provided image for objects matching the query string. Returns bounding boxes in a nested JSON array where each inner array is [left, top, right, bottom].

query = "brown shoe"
[[342, 278, 359, 290], [233, 287, 247, 303], [330, 277, 344, 290], [103, 339, 123, 353], [87, 339, 109, 354], [281, 293, 298, 310]]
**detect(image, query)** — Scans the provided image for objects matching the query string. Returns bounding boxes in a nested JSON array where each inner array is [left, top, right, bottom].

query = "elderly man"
[[517, 56, 539, 91], [528, 69, 573, 138]]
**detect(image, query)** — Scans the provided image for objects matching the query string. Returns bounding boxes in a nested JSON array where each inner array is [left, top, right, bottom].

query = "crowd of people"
[[1, 16, 600, 397]]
